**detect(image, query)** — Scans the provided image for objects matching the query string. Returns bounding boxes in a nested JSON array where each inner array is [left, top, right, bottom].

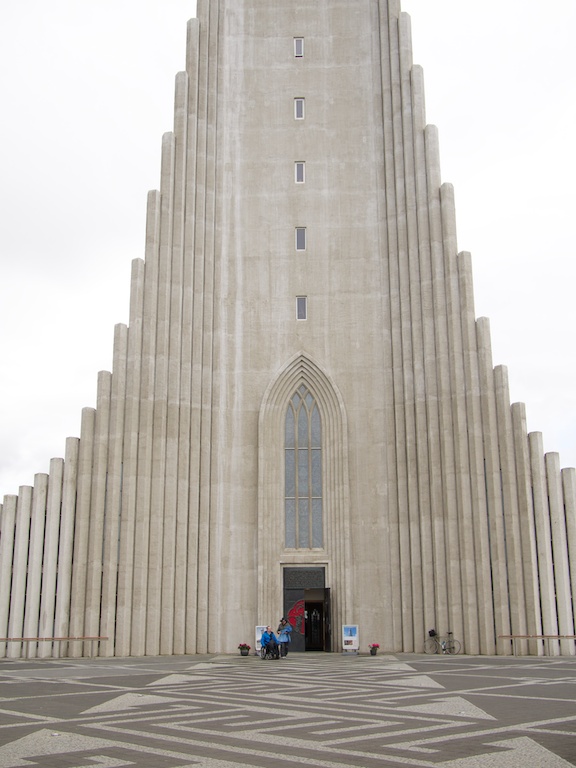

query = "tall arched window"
[[285, 384, 323, 548]]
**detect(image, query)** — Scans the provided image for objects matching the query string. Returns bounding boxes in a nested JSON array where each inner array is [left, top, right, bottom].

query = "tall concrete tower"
[[1, 0, 575, 659]]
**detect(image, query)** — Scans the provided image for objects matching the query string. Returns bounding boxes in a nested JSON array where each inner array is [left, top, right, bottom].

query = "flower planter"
[[240, 648, 250, 656], [369, 647, 378, 656]]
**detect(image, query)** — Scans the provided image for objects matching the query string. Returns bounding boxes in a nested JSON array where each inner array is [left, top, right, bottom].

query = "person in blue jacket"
[[260, 626, 280, 658], [276, 617, 292, 657]]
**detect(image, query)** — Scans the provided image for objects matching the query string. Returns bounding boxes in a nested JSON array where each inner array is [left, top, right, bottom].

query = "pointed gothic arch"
[[257, 353, 352, 642]]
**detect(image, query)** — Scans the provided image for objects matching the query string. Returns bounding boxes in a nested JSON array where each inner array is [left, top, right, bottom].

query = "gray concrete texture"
[[0, 652, 575, 767]]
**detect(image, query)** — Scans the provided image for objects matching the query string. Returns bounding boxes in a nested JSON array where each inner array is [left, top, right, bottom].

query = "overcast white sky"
[[1, 0, 575, 497]]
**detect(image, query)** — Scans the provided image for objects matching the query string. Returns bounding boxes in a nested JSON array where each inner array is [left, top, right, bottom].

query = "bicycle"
[[424, 629, 461, 654]]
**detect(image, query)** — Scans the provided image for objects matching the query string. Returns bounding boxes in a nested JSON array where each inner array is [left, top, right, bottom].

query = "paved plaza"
[[0, 652, 575, 767]]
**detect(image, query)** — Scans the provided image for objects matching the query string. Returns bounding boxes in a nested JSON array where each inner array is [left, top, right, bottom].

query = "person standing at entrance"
[[277, 618, 292, 657]]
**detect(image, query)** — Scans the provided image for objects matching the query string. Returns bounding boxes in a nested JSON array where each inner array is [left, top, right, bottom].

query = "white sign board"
[[255, 625, 267, 651], [342, 624, 359, 652]]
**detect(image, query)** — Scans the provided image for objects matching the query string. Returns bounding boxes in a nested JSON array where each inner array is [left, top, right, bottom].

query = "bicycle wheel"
[[424, 638, 438, 654], [447, 639, 461, 655]]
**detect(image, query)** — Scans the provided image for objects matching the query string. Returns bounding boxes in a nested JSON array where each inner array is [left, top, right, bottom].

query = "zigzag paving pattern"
[[0, 653, 575, 767]]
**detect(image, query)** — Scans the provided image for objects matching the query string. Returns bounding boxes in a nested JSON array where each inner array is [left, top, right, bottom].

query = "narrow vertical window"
[[294, 38, 304, 58], [296, 297, 307, 320], [294, 98, 305, 120], [285, 385, 322, 548], [295, 227, 306, 251], [295, 162, 305, 183]]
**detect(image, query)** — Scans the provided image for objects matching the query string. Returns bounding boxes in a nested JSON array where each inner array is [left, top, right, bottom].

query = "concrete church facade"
[[1, 0, 575, 659]]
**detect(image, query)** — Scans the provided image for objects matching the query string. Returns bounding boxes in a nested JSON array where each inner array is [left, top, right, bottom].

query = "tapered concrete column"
[[562, 468, 576, 634], [7, 486, 33, 658], [0, 495, 17, 657], [23, 474, 49, 657], [425, 128, 461, 642], [529, 433, 559, 655], [459, 256, 494, 654], [510, 402, 542, 654], [442, 184, 478, 655], [129, 191, 161, 657], [477, 320, 512, 653], [196, 0, 221, 655], [99, 324, 128, 658], [83, 373, 112, 654], [163, 71, 190, 657], [68, 408, 96, 657], [546, 453, 574, 654], [378, 0, 403, 652], [401, 10, 431, 652], [54, 437, 80, 656], [394, 11, 417, 651], [382, 0, 401, 21], [115, 260, 146, 657], [423, 125, 451, 641], [412, 65, 444, 644], [183, 19, 201, 656], [146, 131, 176, 657], [38, 459, 64, 657]]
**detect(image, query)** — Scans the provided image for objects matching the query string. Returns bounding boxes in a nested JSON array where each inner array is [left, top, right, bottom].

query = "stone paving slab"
[[0, 653, 574, 767]]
